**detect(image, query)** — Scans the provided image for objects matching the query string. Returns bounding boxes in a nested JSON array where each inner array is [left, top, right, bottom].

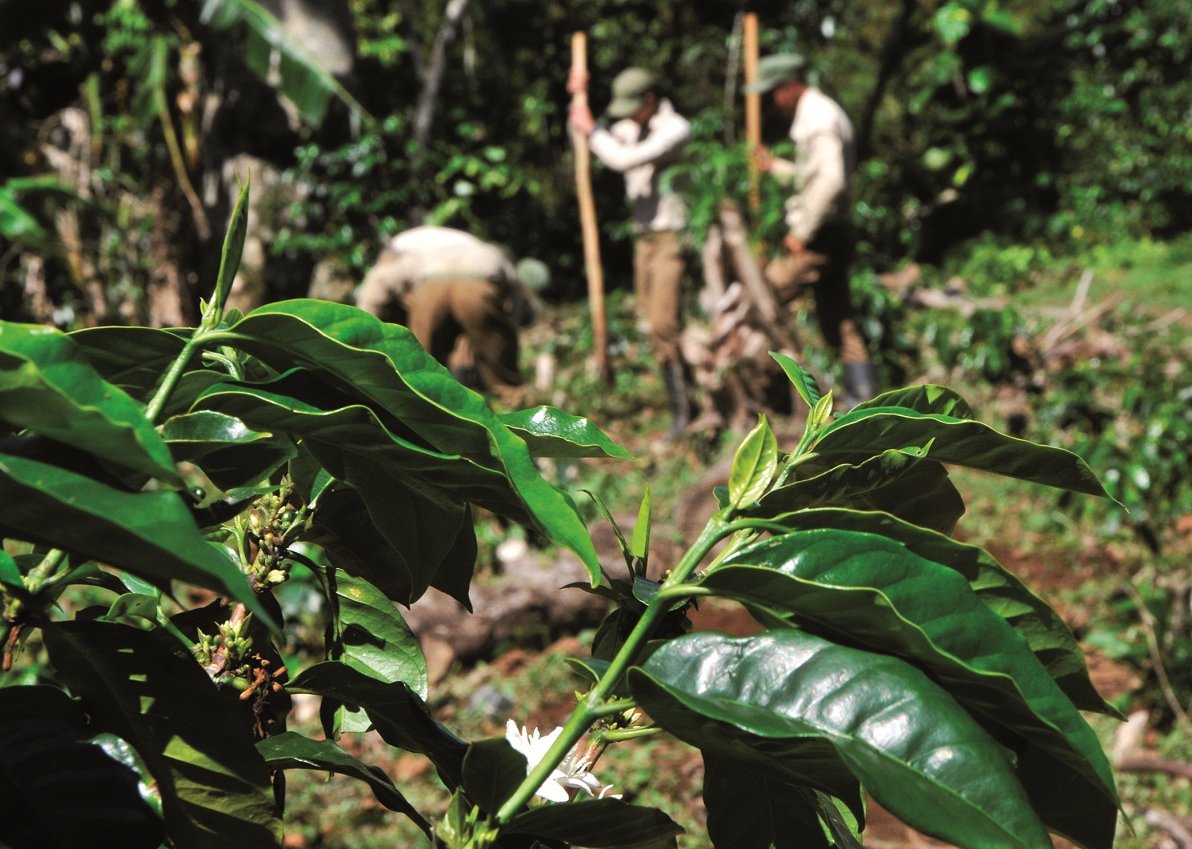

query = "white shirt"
[[770, 87, 855, 244], [589, 98, 691, 234], [384, 226, 516, 285]]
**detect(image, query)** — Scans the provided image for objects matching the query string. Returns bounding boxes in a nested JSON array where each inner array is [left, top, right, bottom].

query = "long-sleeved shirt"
[[769, 87, 856, 245], [589, 98, 691, 234]]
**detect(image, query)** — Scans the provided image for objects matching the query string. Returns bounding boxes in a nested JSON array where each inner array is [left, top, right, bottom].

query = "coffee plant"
[[0, 185, 1119, 849]]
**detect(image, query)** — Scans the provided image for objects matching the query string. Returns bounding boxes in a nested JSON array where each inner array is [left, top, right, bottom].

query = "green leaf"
[[728, 415, 778, 510], [632, 630, 1054, 849], [630, 487, 652, 561], [213, 301, 600, 583], [0, 685, 164, 849], [43, 621, 282, 849], [506, 799, 683, 849], [307, 485, 474, 607], [0, 550, 21, 590], [501, 406, 634, 459], [0, 452, 263, 614], [327, 568, 428, 731], [756, 456, 965, 535], [0, 322, 180, 482], [812, 408, 1111, 499], [851, 384, 974, 419], [702, 752, 831, 849], [771, 352, 822, 409], [68, 326, 189, 388], [256, 732, 428, 832], [210, 177, 250, 325], [765, 508, 1111, 715], [461, 737, 528, 815], [161, 410, 295, 490], [703, 529, 1118, 848], [288, 662, 467, 787], [103, 592, 162, 629]]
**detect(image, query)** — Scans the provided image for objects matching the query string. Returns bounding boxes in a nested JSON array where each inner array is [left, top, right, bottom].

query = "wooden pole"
[[570, 32, 613, 386], [743, 13, 761, 213]]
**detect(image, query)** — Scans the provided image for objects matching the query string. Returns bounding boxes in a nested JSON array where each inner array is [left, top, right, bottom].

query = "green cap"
[[515, 258, 551, 292], [743, 53, 805, 95], [605, 67, 656, 119]]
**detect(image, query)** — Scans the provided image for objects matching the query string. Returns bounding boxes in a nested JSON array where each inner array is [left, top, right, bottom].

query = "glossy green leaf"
[[0, 452, 262, 613], [161, 410, 294, 490], [288, 662, 467, 787], [703, 529, 1117, 848], [68, 326, 190, 403], [632, 630, 1054, 849], [584, 489, 633, 572], [0, 322, 180, 482], [506, 799, 683, 849], [256, 732, 428, 832], [812, 407, 1110, 498], [210, 177, 250, 324], [43, 621, 282, 849], [461, 737, 528, 815], [213, 301, 600, 583], [0, 550, 20, 590], [756, 456, 965, 535], [0, 686, 163, 849], [307, 485, 472, 607], [771, 352, 822, 409], [327, 568, 428, 731], [728, 415, 778, 510], [104, 592, 161, 629], [702, 751, 830, 849], [851, 384, 975, 419], [630, 486, 652, 561], [765, 508, 1110, 714], [501, 406, 633, 459]]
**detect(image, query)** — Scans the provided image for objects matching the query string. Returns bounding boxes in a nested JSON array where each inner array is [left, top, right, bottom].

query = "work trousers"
[[765, 221, 870, 364], [404, 277, 523, 393], [634, 230, 686, 364]]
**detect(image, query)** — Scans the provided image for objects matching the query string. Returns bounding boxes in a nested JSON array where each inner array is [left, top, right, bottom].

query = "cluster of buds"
[[193, 608, 253, 678], [242, 491, 304, 592]]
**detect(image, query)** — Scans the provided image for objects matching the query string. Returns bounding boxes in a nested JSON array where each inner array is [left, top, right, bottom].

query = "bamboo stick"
[[743, 13, 761, 213], [570, 32, 613, 385]]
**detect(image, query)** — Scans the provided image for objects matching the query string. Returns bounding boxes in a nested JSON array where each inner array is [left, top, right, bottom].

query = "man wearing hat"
[[746, 53, 879, 406], [356, 226, 546, 401], [568, 66, 696, 438]]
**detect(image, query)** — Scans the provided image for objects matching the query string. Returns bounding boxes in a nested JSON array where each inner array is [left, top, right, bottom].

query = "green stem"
[[588, 698, 638, 719], [144, 333, 207, 424], [494, 513, 731, 824], [597, 725, 661, 743], [23, 549, 69, 594]]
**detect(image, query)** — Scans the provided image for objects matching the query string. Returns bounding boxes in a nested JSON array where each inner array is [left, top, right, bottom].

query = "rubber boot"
[[842, 361, 880, 409], [662, 359, 694, 439]]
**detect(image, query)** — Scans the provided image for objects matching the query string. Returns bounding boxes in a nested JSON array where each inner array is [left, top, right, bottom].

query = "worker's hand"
[[753, 143, 774, 173], [566, 68, 589, 95], [569, 100, 596, 135], [784, 233, 804, 255]]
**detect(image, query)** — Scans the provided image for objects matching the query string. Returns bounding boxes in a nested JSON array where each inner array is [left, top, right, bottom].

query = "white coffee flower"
[[505, 720, 622, 803]]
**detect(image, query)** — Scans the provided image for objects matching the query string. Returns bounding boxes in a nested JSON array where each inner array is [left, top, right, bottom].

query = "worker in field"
[[747, 52, 879, 407], [356, 226, 548, 401], [567, 65, 697, 438]]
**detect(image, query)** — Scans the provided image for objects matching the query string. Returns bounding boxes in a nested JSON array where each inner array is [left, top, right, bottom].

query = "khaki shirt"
[[589, 98, 691, 234], [769, 87, 856, 244]]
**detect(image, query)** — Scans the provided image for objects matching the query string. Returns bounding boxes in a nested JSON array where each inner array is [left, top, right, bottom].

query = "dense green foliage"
[[0, 192, 1122, 848], [2, 0, 1189, 320]]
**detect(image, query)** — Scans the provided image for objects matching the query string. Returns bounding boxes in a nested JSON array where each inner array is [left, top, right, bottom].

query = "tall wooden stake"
[[743, 13, 762, 213], [570, 32, 612, 385]]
